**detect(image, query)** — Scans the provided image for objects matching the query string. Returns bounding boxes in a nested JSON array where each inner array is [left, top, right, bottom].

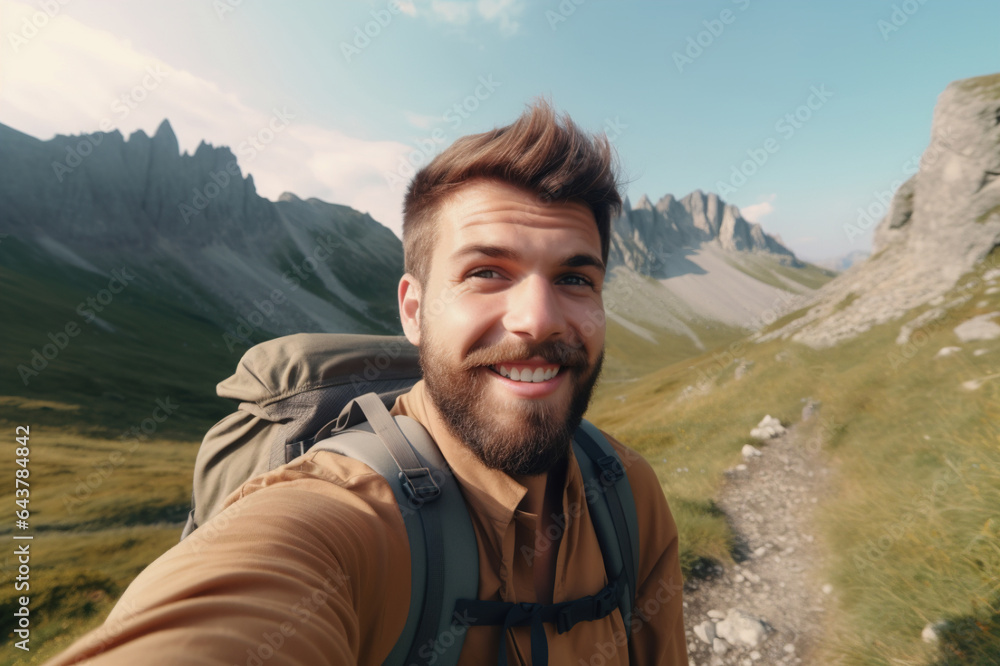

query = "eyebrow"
[[453, 244, 606, 273]]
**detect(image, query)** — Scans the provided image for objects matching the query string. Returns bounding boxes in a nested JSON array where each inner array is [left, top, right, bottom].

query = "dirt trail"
[[682, 416, 836, 666]]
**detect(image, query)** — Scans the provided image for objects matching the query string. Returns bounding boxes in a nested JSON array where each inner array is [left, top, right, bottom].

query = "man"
[[45, 100, 687, 665]]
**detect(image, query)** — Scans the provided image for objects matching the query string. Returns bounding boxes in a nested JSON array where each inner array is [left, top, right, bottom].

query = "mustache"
[[461, 338, 590, 370]]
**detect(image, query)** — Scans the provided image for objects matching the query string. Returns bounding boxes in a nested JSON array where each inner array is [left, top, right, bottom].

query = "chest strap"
[[453, 571, 626, 666]]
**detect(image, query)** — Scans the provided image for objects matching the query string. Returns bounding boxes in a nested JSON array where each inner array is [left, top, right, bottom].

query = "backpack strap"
[[573, 420, 641, 639], [453, 421, 642, 666], [309, 394, 478, 666]]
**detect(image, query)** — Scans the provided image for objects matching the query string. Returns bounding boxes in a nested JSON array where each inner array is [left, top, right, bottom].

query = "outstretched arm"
[[44, 455, 411, 666]]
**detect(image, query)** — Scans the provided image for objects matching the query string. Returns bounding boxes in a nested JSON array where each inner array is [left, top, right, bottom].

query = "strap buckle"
[[399, 467, 441, 504], [595, 455, 625, 486]]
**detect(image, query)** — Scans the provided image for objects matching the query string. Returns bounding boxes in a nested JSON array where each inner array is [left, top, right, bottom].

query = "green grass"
[[0, 424, 197, 665], [3, 235, 997, 663], [587, 252, 1000, 663], [976, 204, 1000, 225], [722, 252, 837, 291]]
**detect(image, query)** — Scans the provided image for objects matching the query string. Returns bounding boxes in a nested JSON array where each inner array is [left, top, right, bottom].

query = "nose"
[[502, 275, 567, 342]]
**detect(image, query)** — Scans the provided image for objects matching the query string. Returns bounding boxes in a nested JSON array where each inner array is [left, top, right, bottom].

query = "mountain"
[[0, 118, 834, 396], [0, 119, 404, 344], [598, 189, 832, 376], [759, 72, 1000, 348], [813, 250, 871, 273], [610, 189, 799, 275]]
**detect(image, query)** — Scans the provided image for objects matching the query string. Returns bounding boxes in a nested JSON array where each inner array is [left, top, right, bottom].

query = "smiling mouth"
[[488, 363, 562, 383]]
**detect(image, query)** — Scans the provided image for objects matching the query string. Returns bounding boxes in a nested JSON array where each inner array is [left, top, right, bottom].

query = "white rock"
[[922, 621, 947, 643], [822, 584, 833, 595], [983, 268, 1000, 281], [707, 609, 726, 620], [986, 286, 1000, 295], [712, 638, 729, 655], [974, 348, 989, 356], [954, 312, 1000, 342], [962, 379, 984, 391], [694, 620, 716, 644], [750, 651, 762, 661], [935, 346, 962, 357], [750, 414, 786, 440], [783, 643, 796, 653], [753, 546, 767, 557], [716, 609, 768, 648], [742, 444, 763, 459]]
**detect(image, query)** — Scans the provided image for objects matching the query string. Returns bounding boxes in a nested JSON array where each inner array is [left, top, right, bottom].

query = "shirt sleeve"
[[602, 431, 689, 666], [42, 455, 411, 666]]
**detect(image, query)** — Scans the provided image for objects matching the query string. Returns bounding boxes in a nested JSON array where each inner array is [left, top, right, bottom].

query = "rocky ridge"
[[0, 120, 404, 337], [758, 72, 1000, 349], [610, 190, 799, 277]]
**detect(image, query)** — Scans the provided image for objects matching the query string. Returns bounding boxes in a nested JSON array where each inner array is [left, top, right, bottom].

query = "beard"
[[419, 326, 604, 477]]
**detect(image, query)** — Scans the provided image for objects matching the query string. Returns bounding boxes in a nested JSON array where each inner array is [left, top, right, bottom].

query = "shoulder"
[[591, 426, 680, 570], [596, 427, 664, 497]]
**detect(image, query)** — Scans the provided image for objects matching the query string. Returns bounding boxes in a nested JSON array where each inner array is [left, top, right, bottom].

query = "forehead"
[[433, 179, 600, 256]]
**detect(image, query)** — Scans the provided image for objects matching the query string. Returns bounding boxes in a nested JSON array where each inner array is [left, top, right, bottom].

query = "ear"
[[398, 273, 421, 346]]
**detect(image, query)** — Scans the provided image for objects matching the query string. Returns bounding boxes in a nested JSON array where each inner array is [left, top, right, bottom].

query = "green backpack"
[[182, 334, 640, 666]]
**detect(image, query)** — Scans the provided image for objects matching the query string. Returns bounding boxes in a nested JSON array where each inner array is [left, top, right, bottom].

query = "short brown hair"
[[402, 98, 623, 284]]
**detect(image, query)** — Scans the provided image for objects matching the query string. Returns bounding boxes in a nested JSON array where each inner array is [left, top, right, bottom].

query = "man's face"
[[398, 179, 606, 477]]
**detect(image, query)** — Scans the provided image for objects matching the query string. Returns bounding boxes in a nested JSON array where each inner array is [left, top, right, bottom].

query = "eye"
[[558, 274, 594, 288], [467, 268, 504, 280]]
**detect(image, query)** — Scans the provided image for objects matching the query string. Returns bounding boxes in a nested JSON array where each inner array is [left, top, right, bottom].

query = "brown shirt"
[[45, 381, 687, 665]]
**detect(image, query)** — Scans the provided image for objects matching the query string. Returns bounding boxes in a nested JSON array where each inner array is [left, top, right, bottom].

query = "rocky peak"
[[609, 188, 798, 276], [0, 118, 278, 251], [760, 72, 1000, 348]]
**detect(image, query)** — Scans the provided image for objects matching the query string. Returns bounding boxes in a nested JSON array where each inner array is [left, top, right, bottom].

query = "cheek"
[[426, 292, 502, 350], [570, 300, 606, 350]]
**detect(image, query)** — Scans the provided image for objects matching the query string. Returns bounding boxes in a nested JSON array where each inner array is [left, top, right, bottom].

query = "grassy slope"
[[0, 240, 239, 439], [587, 250, 1000, 664]]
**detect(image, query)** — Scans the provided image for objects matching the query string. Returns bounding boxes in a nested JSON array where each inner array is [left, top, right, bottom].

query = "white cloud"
[[0, 2, 413, 236], [430, 0, 472, 25], [476, 0, 523, 36], [423, 0, 524, 35], [396, 0, 418, 16], [740, 193, 777, 223]]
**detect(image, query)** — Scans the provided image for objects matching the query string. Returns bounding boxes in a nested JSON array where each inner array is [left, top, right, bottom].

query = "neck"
[[514, 455, 567, 518]]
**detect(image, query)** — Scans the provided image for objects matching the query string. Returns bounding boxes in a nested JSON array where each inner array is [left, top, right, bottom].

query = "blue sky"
[[2, 0, 997, 262]]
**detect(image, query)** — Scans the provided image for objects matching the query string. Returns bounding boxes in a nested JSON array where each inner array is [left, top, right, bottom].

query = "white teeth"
[[493, 365, 559, 383]]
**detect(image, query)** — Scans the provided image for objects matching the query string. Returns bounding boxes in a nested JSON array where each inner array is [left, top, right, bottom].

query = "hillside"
[[587, 71, 1000, 664]]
